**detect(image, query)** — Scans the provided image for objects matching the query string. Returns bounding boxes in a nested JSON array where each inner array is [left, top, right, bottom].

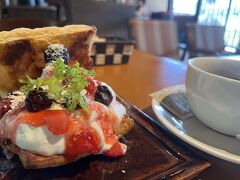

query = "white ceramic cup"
[[185, 57, 240, 137]]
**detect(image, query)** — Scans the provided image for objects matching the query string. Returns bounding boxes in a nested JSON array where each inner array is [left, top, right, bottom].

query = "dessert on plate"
[[0, 26, 134, 169]]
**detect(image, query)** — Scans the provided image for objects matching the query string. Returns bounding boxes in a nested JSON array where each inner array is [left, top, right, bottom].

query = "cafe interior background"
[[0, 0, 239, 61]]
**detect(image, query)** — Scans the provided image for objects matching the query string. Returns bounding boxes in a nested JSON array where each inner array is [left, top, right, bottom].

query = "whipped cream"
[[16, 124, 65, 156], [91, 120, 112, 153], [15, 95, 127, 156]]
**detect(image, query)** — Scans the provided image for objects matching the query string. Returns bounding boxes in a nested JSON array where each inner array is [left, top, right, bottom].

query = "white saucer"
[[151, 85, 240, 164]]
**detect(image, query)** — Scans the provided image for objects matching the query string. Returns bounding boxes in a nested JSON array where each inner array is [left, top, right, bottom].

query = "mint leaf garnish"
[[20, 59, 95, 111]]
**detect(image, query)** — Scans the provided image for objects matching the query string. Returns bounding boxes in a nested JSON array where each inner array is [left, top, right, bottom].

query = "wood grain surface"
[[94, 49, 187, 109]]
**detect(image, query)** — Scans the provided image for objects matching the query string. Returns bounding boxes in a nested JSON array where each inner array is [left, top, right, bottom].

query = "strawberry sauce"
[[65, 120, 101, 160], [11, 102, 125, 160]]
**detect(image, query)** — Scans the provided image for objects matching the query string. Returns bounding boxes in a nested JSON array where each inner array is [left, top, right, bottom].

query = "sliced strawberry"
[[104, 141, 124, 157], [16, 111, 46, 127], [44, 110, 71, 135], [65, 127, 100, 160], [85, 77, 97, 98], [16, 110, 71, 135]]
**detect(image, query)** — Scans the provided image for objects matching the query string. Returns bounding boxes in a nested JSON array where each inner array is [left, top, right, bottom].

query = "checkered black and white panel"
[[91, 42, 134, 66]]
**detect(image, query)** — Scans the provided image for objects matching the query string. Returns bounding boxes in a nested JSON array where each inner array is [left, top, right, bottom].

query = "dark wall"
[[66, 0, 136, 39]]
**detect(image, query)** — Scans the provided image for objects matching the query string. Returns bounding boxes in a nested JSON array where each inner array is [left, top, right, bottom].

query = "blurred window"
[[173, 0, 198, 16], [145, 0, 168, 14], [225, 0, 240, 47], [198, 0, 229, 26], [198, 0, 240, 48]]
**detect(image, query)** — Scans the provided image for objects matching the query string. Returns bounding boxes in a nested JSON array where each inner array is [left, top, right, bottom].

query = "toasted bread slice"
[[0, 25, 96, 97], [2, 115, 134, 169]]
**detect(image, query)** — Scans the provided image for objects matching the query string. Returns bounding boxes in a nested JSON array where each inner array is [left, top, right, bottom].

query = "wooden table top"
[[94, 50, 240, 179], [94, 49, 186, 109]]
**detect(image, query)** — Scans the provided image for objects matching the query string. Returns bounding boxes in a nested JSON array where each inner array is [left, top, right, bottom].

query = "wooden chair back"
[[186, 24, 225, 57], [130, 19, 179, 59]]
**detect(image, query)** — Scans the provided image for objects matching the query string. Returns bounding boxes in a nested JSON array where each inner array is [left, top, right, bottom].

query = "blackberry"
[[44, 44, 70, 64], [0, 98, 12, 119], [94, 85, 113, 106], [25, 89, 52, 112]]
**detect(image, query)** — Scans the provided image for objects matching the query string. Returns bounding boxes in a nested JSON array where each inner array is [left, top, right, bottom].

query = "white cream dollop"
[[15, 100, 127, 156], [109, 100, 126, 124], [91, 120, 112, 153], [16, 124, 65, 156]]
